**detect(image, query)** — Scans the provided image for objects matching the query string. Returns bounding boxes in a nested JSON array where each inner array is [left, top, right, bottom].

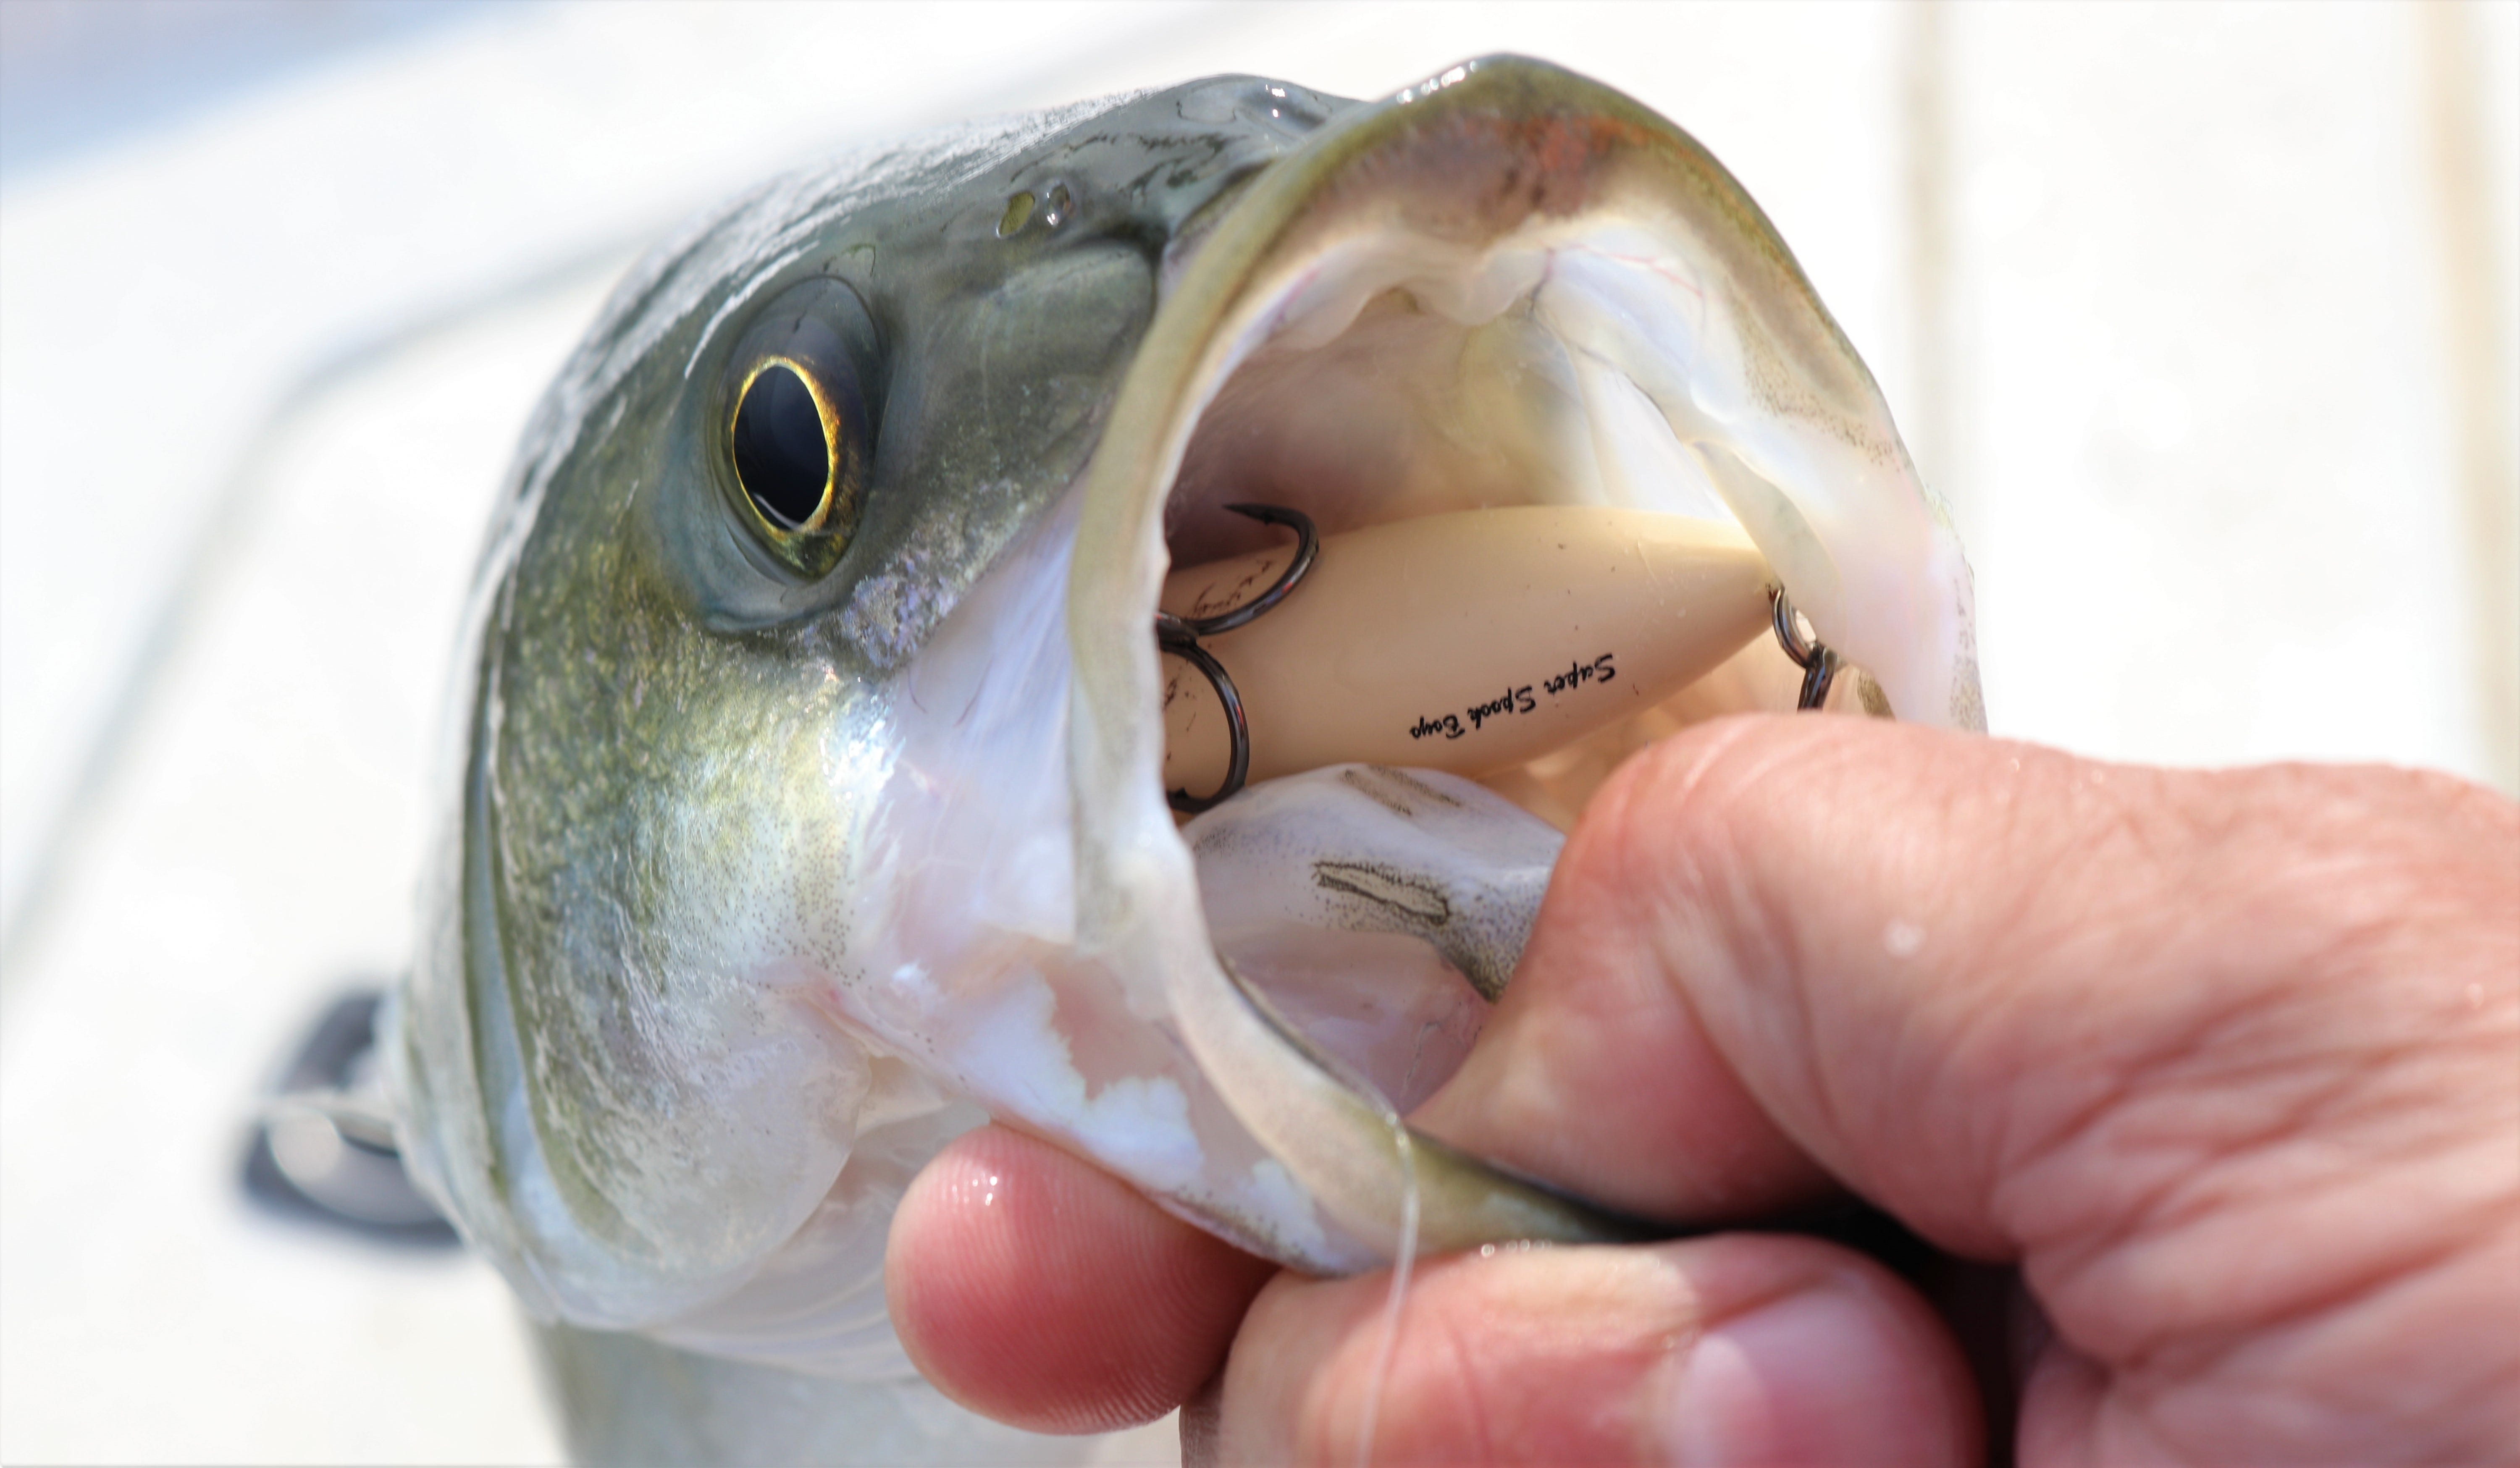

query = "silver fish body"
[[388, 57, 1979, 1458]]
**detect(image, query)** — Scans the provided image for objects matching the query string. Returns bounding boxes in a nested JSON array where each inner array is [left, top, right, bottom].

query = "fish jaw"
[[1050, 56, 1979, 1264]]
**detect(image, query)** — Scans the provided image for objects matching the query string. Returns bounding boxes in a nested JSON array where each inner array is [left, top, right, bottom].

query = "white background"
[[3, 3, 2513, 1463]]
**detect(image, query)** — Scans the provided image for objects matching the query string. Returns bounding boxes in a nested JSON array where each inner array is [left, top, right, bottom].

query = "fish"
[[384, 56, 1981, 1461]]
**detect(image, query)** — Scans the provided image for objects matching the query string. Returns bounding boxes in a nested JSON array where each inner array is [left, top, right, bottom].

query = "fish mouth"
[[1053, 57, 1975, 1262], [1076, 55, 1977, 750], [859, 58, 1979, 1273], [1073, 57, 1978, 877]]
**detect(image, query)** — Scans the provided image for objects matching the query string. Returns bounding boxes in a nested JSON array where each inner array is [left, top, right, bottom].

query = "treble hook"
[[1159, 503, 1319, 814], [1769, 587, 1841, 711]]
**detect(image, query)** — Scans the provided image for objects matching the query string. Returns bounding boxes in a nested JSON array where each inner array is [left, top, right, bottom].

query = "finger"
[[1413, 714, 1837, 1224], [1415, 716, 2520, 1441], [886, 1124, 1276, 1434], [1425, 716, 2517, 1235], [1208, 1234, 1979, 1467]]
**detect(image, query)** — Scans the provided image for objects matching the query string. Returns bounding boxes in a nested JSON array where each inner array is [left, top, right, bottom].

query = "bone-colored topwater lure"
[[387, 58, 1981, 1463]]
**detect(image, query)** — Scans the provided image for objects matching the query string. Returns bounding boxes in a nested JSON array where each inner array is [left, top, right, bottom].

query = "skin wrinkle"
[[1436, 1306, 1498, 1465], [2109, 1081, 2388, 1287], [2015, 877, 2510, 1364], [1517, 947, 1703, 1201], [2025, 984, 2373, 1286], [2081, 1378, 2191, 1468], [1294, 1317, 1373, 1462], [1946, 759, 2115, 1231], [1487, 896, 1812, 1221], [2132, 1194, 2504, 1407], [1991, 792, 2514, 1437], [2364, 1231, 2520, 1450], [2040, 1217, 2513, 1460], [1289, 1267, 1458, 1461], [2386, 1037, 2520, 1155], [2023, 757, 2499, 1454], [1901, 961, 2030, 1243], [2118, 1229, 2520, 1462], [1454, 718, 1816, 1222], [1863, 748, 2144, 1226], [1989, 904, 2331, 1267], [1920, 896, 2105, 1240], [1281, 1280, 1375, 1465], [1626, 755, 1829, 1217], [1755, 764, 1882, 1205], [1635, 729, 1846, 1181], [1452, 1259, 1784, 1460], [1841, 771, 2023, 1216], [2128, 1208, 2500, 1392], [1612, 728, 2518, 1451], [2007, 1056, 2360, 1351], [2055, 1159, 2407, 1384], [1289, 1296, 1361, 1463], [1555, 728, 1936, 1230], [1271, 1247, 1883, 1465], [1654, 726, 2019, 1234], [2192, 990, 2462, 1156], [2105, 767, 2211, 876]]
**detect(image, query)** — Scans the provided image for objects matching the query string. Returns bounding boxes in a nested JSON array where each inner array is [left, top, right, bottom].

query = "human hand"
[[887, 717, 2520, 1465]]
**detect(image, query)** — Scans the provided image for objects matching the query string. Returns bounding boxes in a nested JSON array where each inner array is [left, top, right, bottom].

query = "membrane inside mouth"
[[1157, 220, 1836, 830], [1144, 220, 1849, 1109]]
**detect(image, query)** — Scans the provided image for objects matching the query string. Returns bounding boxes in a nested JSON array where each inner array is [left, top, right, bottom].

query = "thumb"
[[1415, 716, 2518, 1453]]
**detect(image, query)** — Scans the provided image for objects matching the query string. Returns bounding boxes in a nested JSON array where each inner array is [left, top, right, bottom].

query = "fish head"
[[391, 58, 1980, 1373]]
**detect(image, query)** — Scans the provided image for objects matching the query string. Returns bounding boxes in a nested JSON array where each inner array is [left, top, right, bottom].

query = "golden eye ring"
[[729, 354, 843, 537]]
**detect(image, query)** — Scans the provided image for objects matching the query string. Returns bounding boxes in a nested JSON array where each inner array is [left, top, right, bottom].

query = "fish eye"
[[716, 278, 879, 579]]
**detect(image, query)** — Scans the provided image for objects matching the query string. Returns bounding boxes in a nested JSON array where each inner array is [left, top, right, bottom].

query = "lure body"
[[1160, 506, 1773, 794], [387, 58, 1980, 1460]]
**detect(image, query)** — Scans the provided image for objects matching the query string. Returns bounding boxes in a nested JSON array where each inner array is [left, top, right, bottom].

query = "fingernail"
[[1658, 1281, 1940, 1468]]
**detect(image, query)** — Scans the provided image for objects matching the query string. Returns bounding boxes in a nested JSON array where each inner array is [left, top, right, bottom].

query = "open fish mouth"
[[856, 59, 1977, 1273]]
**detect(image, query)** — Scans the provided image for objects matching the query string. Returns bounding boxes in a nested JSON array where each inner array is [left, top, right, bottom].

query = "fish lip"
[[1045, 56, 1978, 1261]]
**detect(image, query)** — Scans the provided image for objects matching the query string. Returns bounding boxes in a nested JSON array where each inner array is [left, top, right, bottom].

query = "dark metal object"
[[241, 987, 457, 1245], [1160, 503, 1318, 814], [1770, 587, 1841, 711], [1156, 634, 1251, 815]]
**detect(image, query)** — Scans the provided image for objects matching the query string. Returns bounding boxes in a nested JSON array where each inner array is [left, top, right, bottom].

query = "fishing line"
[[1355, 1107, 1420, 1468], [1204, 936, 1461, 1464]]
